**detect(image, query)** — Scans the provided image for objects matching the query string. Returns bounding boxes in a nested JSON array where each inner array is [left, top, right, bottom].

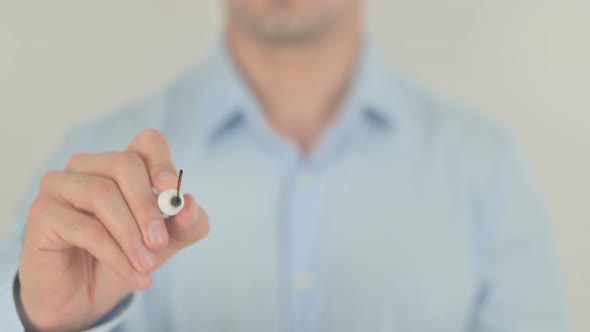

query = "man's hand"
[[18, 129, 209, 331]]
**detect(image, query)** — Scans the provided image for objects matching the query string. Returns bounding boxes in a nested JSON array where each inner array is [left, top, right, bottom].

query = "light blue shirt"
[[0, 42, 570, 331]]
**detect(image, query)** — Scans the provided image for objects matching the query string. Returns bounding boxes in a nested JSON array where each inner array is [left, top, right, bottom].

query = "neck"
[[226, 15, 363, 152]]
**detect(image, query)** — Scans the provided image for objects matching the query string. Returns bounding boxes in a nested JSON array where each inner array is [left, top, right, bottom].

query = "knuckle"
[[68, 216, 104, 244], [27, 196, 53, 224], [90, 178, 119, 201], [65, 152, 89, 170], [114, 151, 144, 173], [137, 129, 167, 146], [39, 171, 61, 193]]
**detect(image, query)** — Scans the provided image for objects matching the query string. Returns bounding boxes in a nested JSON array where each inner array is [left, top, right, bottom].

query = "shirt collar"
[[344, 42, 400, 130], [194, 39, 402, 144], [194, 41, 257, 144]]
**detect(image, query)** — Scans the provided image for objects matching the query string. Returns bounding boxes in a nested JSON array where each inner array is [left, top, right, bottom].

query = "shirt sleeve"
[[0, 280, 24, 331], [0, 124, 135, 332], [471, 138, 572, 332]]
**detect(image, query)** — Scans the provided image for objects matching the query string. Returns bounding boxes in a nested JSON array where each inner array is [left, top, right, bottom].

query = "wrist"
[[13, 271, 45, 332], [16, 272, 91, 332]]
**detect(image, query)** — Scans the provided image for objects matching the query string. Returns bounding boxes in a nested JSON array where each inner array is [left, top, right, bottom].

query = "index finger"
[[126, 129, 179, 191]]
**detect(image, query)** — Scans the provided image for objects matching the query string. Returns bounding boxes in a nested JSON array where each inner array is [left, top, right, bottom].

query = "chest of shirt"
[[161, 137, 479, 331]]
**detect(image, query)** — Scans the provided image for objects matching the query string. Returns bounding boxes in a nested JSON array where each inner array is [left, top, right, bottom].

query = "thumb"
[[157, 194, 210, 261]]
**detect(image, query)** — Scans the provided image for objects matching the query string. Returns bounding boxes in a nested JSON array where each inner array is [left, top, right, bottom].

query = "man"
[[0, 0, 570, 331]]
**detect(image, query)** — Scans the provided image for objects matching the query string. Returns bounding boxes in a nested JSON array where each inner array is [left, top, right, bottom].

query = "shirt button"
[[294, 274, 314, 292], [299, 172, 311, 184]]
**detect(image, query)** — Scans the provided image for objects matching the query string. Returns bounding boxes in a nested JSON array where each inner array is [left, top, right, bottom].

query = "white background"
[[1, 1, 588, 329]]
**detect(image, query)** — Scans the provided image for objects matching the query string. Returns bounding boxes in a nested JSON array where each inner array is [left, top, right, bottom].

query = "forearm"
[[3, 272, 134, 332]]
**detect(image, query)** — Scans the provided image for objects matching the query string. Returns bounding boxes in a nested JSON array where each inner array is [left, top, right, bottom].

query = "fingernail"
[[133, 272, 150, 288], [148, 221, 168, 245], [137, 245, 156, 270], [157, 170, 177, 186], [190, 204, 200, 225]]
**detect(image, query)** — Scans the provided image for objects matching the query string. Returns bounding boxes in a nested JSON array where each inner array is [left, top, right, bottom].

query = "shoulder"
[[380, 71, 525, 196], [394, 73, 518, 168], [74, 64, 210, 152]]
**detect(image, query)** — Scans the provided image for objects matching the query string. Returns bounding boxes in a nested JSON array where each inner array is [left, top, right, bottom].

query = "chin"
[[258, 16, 334, 42], [226, 0, 359, 43], [236, 9, 341, 43]]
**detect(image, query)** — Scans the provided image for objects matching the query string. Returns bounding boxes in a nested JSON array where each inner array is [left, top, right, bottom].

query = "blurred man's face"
[[225, 0, 361, 44]]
